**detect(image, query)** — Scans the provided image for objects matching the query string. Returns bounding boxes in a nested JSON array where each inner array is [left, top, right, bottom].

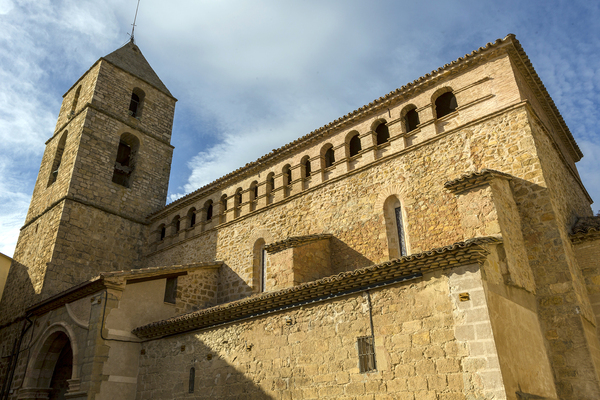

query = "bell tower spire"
[[0, 41, 177, 320]]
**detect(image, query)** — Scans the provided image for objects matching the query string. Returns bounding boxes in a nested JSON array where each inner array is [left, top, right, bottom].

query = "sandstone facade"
[[1, 35, 599, 400]]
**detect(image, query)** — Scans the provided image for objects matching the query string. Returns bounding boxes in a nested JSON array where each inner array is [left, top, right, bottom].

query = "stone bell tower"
[[0, 41, 176, 319]]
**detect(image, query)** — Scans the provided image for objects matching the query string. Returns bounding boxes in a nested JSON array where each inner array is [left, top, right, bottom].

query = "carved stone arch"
[[400, 104, 420, 133], [22, 323, 81, 399], [431, 86, 457, 119], [430, 86, 454, 104], [345, 130, 361, 157], [370, 118, 387, 131]]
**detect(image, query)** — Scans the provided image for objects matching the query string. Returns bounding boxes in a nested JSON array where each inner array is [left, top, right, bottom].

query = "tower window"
[[70, 86, 81, 116], [375, 123, 390, 145], [404, 108, 420, 132], [435, 91, 458, 119], [128, 88, 145, 118], [395, 206, 407, 257], [159, 225, 166, 241], [349, 134, 362, 157], [187, 208, 196, 227], [112, 133, 139, 188], [47, 131, 68, 187]]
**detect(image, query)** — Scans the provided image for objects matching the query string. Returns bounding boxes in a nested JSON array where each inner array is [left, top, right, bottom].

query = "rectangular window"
[[357, 336, 376, 373], [164, 276, 177, 304]]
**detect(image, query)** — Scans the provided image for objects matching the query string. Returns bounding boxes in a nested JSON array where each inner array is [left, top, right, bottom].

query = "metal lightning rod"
[[130, 0, 141, 43]]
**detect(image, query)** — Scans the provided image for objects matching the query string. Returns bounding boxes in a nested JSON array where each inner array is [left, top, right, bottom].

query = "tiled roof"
[[149, 34, 581, 220], [571, 216, 600, 243], [103, 40, 173, 97], [264, 234, 333, 254], [444, 169, 512, 194], [133, 237, 500, 339]]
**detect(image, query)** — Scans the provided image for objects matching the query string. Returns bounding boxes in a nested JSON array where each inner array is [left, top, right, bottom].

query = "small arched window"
[[189, 367, 195, 393], [173, 216, 181, 233], [70, 86, 81, 116], [324, 146, 335, 168], [48, 131, 68, 187], [112, 133, 140, 188], [219, 194, 228, 223], [205, 200, 213, 221], [349, 134, 362, 157], [234, 188, 243, 217], [128, 88, 145, 118], [375, 122, 390, 145], [282, 164, 292, 196], [435, 91, 458, 119], [266, 173, 275, 195], [159, 224, 166, 241], [187, 208, 196, 228], [301, 156, 311, 178], [404, 106, 420, 132], [249, 181, 258, 211]]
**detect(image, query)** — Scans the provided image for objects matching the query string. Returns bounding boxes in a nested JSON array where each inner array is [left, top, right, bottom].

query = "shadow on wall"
[[0, 260, 37, 325], [330, 237, 374, 274], [139, 335, 274, 399], [217, 264, 254, 305]]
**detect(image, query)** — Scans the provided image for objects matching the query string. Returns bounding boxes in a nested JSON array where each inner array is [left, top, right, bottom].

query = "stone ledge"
[[444, 169, 512, 194], [133, 236, 500, 339], [264, 234, 333, 254]]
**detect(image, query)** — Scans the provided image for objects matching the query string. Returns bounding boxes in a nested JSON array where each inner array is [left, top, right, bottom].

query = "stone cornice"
[[444, 169, 512, 194], [264, 234, 333, 254], [134, 237, 500, 340]]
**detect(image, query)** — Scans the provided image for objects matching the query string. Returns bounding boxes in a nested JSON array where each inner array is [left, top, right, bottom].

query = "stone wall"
[[137, 266, 517, 400]]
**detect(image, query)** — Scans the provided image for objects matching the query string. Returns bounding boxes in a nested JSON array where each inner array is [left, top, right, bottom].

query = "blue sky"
[[0, 0, 599, 256]]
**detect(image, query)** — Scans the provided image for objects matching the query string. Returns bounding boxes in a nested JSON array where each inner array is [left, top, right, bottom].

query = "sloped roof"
[[103, 40, 173, 97], [571, 216, 600, 243], [133, 237, 500, 339]]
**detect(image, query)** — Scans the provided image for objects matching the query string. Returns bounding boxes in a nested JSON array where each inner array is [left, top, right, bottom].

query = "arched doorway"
[[48, 337, 72, 400], [20, 327, 78, 400]]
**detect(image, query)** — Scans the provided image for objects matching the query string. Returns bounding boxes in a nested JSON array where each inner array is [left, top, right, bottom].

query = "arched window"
[[301, 156, 311, 178], [48, 131, 68, 187], [234, 188, 243, 217], [112, 133, 140, 188], [383, 195, 408, 259], [324, 145, 335, 168], [282, 165, 292, 197], [249, 181, 258, 211], [349, 134, 362, 157], [159, 224, 166, 241], [128, 88, 145, 118], [70, 86, 81, 116], [435, 91, 458, 119], [205, 200, 213, 221], [173, 216, 181, 234], [266, 172, 275, 202], [189, 367, 195, 393], [403, 106, 420, 132], [375, 122, 390, 145], [253, 238, 266, 293], [187, 208, 196, 228], [219, 194, 228, 223]]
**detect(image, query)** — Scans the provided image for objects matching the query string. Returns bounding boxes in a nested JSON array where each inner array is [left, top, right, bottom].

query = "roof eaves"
[[133, 237, 500, 339]]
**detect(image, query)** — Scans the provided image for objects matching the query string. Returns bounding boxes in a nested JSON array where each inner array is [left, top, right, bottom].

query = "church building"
[[1, 34, 600, 400]]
